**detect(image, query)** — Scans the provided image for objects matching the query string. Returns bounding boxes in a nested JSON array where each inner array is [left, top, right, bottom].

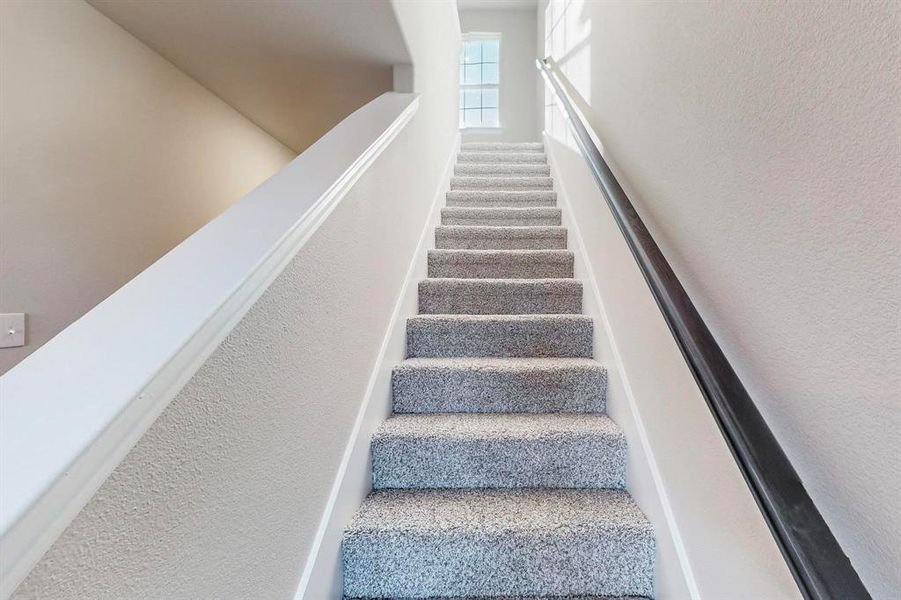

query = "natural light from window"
[[544, 0, 591, 143], [460, 34, 501, 129]]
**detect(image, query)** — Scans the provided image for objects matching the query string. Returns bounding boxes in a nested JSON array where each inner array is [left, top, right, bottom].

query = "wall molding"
[[293, 132, 460, 600], [0, 94, 420, 599]]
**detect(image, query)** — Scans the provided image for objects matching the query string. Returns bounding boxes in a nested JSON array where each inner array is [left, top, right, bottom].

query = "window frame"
[[459, 32, 502, 130]]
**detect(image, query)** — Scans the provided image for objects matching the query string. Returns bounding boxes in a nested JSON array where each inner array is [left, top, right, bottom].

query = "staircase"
[[342, 142, 656, 599]]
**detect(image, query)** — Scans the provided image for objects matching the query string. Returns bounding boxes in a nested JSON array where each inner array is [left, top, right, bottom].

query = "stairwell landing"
[[342, 142, 656, 599]]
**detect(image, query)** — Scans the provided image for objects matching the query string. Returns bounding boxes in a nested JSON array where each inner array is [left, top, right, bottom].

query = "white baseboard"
[[292, 132, 459, 600]]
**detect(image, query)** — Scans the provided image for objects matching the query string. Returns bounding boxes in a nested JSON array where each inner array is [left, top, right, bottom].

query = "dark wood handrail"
[[536, 57, 870, 600]]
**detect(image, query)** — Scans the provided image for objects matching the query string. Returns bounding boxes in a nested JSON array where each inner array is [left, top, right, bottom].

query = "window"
[[460, 34, 500, 129]]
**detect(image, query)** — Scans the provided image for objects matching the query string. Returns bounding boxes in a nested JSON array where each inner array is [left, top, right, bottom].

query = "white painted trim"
[[292, 132, 461, 600], [0, 93, 420, 599], [545, 132, 701, 599]]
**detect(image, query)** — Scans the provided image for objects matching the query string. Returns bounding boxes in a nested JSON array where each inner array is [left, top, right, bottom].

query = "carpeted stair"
[[343, 142, 655, 599]]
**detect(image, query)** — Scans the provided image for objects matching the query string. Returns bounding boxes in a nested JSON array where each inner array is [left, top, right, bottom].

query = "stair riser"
[[372, 434, 626, 489], [446, 191, 557, 208], [455, 164, 551, 176], [451, 177, 554, 190], [441, 208, 562, 226], [418, 282, 582, 315], [392, 366, 607, 413], [428, 254, 573, 279], [406, 316, 592, 358], [435, 231, 567, 250], [457, 152, 548, 163], [342, 532, 654, 598], [461, 142, 544, 152]]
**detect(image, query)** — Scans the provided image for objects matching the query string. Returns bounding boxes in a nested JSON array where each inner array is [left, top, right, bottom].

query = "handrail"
[[0, 92, 419, 598], [536, 57, 870, 600]]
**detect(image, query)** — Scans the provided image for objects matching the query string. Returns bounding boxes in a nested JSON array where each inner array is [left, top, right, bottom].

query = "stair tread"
[[428, 250, 573, 278], [443, 206, 561, 213], [372, 412, 626, 489], [398, 356, 601, 367], [436, 226, 567, 250], [418, 278, 583, 315], [344, 488, 653, 598], [429, 248, 573, 259], [375, 412, 622, 440], [436, 225, 566, 234], [441, 207, 562, 225], [347, 487, 650, 534], [442, 207, 561, 216], [455, 163, 551, 176], [461, 142, 544, 152], [451, 176, 554, 189], [344, 595, 648, 600], [446, 190, 557, 207], [408, 313, 591, 322], [406, 314, 592, 358], [392, 357, 607, 414], [347, 596, 647, 599], [420, 277, 581, 290], [457, 150, 548, 163]]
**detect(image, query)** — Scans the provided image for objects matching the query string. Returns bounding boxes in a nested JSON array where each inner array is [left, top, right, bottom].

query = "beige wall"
[[0, 0, 294, 375], [539, 1, 900, 597], [86, 0, 404, 152], [12, 1, 461, 594]]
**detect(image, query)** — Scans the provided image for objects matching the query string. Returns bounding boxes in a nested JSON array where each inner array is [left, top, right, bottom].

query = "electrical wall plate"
[[0, 313, 25, 348]]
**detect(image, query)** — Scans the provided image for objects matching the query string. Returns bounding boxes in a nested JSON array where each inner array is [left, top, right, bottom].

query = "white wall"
[[10, 1, 461, 596], [546, 134, 800, 599], [0, 0, 294, 375], [539, 1, 901, 597], [459, 8, 538, 143]]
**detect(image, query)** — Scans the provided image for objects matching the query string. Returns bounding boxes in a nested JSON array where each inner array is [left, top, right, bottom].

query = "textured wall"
[[12, 123, 444, 599], [12, 1, 461, 595], [0, 0, 294, 375], [540, 1, 901, 597], [459, 8, 539, 143]]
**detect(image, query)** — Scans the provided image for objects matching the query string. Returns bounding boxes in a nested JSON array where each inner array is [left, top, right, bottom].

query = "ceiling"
[[457, 0, 538, 11], [88, 0, 411, 152]]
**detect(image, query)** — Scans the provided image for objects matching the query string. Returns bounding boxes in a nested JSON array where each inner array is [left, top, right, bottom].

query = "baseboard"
[[292, 132, 460, 600], [544, 132, 699, 599]]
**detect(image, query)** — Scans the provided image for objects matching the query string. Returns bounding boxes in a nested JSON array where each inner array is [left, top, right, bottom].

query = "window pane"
[[482, 108, 499, 128], [482, 88, 499, 108], [459, 63, 465, 83], [459, 89, 465, 109], [464, 109, 481, 128], [460, 110, 465, 128], [482, 62, 499, 84], [482, 39, 499, 63], [463, 40, 481, 64], [464, 63, 482, 85], [464, 89, 481, 109]]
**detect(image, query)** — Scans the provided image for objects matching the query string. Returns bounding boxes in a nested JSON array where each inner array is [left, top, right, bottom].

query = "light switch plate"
[[0, 313, 25, 348]]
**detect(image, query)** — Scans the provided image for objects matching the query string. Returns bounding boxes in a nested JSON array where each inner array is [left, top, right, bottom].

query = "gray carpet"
[[418, 278, 583, 314], [440, 207, 562, 226], [342, 142, 656, 599], [446, 190, 558, 208], [451, 175, 554, 190], [456, 150, 549, 163], [455, 162, 552, 176], [406, 314, 593, 358], [435, 225, 567, 250]]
